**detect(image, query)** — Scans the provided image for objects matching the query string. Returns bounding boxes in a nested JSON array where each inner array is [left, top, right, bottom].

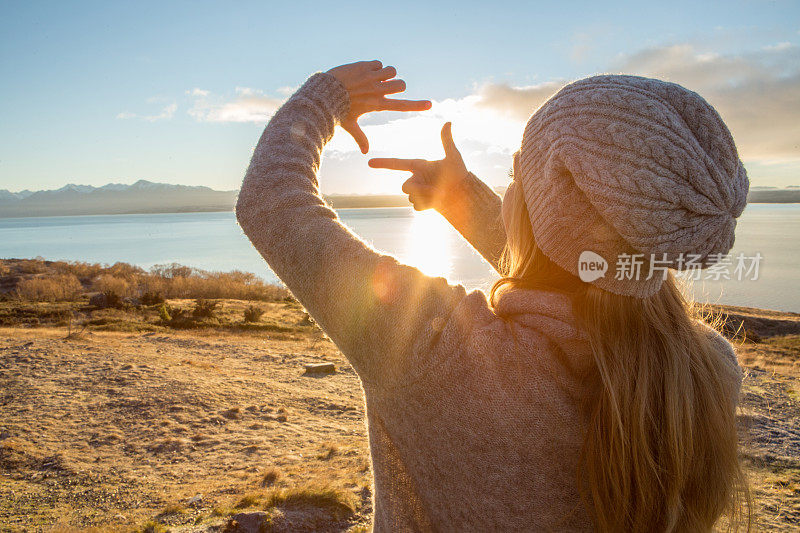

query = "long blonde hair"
[[491, 185, 751, 532]]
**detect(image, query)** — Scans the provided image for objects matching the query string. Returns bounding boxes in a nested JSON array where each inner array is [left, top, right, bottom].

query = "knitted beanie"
[[516, 74, 749, 298]]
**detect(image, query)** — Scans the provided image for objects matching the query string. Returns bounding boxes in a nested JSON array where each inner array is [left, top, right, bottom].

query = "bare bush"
[[192, 299, 218, 318], [16, 275, 83, 302], [93, 275, 133, 297], [244, 305, 264, 323], [3, 259, 288, 302]]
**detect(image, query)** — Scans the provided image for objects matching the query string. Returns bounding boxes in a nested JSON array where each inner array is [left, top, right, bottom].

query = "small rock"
[[222, 407, 241, 420], [226, 511, 271, 532], [186, 494, 203, 508], [303, 362, 336, 375]]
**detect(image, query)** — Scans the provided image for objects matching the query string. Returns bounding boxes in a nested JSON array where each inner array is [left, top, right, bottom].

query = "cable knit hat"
[[516, 74, 749, 298]]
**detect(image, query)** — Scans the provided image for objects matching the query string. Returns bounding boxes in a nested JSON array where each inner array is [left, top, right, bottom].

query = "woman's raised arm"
[[235, 62, 482, 389]]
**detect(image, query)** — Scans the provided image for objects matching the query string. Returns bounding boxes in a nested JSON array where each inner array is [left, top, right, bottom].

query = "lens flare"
[[403, 209, 452, 278]]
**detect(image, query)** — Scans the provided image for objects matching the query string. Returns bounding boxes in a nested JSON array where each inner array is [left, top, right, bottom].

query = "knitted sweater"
[[235, 72, 743, 532]]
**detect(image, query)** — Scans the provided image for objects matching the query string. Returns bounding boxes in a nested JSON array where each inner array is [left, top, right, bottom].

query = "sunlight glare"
[[404, 209, 453, 278]]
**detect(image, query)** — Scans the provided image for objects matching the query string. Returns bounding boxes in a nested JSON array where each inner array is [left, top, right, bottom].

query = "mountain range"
[[0, 180, 797, 218], [0, 180, 239, 218]]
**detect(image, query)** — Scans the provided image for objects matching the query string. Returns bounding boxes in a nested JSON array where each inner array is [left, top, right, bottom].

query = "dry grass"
[[0, 322, 372, 531], [1, 265, 798, 531]]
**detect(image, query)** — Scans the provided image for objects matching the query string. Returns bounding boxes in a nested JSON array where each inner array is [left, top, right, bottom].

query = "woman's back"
[[236, 65, 750, 531]]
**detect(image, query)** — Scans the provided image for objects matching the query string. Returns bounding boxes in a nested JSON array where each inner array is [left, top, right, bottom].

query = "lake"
[[1, 205, 798, 312]]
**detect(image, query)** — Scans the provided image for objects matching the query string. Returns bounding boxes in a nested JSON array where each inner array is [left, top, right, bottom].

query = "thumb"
[[344, 119, 369, 154], [440, 122, 459, 159]]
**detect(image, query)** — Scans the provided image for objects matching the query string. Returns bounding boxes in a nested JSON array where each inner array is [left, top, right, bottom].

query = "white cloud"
[[362, 42, 800, 170], [188, 87, 284, 123], [764, 41, 792, 52], [171, 41, 800, 192], [615, 43, 800, 162]]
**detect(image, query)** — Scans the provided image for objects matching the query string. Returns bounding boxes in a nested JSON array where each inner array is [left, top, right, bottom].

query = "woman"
[[236, 61, 750, 531]]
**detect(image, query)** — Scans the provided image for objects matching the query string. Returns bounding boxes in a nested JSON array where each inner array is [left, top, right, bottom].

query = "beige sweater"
[[235, 72, 742, 532]]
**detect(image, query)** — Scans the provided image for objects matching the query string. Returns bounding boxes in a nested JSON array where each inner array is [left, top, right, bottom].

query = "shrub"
[[150, 263, 194, 279], [102, 290, 124, 309], [93, 274, 132, 297], [51, 260, 103, 281], [192, 299, 218, 318], [243, 305, 264, 323], [141, 291, 165, 305], [16, 274, 83, 302], [158, 303, 171, 322], [4, 258, 290, 303], [170, 306, 187, 321]]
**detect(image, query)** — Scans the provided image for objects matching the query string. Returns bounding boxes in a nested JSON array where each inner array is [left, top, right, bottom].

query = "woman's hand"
[[368, 122, 469, 211], [327, 60, 431, 154]]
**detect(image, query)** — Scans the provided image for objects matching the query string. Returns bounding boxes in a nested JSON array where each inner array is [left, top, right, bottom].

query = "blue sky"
[[1, 0, 799, 193]]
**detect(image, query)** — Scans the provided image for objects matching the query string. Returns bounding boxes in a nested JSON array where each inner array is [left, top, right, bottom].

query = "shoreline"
[[1, 199, 799, 220]]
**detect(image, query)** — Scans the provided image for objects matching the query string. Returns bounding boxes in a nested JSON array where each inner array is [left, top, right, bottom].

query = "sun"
[[403, 209, 453, 278]]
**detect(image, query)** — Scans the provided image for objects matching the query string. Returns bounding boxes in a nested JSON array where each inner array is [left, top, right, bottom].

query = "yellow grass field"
[[0, 288, 798, 530]]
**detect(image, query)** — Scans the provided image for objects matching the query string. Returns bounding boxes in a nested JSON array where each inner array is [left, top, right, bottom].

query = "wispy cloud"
[[187, 87, 284, 123], [116, 102, 177, 122]]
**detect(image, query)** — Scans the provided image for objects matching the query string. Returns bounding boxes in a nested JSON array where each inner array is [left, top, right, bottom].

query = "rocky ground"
[[0, 301, 798, 531]]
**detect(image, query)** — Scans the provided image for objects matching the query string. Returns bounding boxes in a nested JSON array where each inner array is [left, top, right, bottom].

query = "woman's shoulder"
[[696, 320, 744, 397]]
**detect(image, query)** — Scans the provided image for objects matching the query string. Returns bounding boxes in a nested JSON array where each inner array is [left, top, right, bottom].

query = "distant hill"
[[0, 181, 238, 218], [0, 180, 796, 218], [747, 188, 800, 203], [0, 180, 415, 218]]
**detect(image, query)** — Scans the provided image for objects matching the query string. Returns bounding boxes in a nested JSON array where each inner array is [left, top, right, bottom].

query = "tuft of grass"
[[234, 492, 264, 509], [264, 486, 355, 520], [317, 443, 338, 461], [260, 467, 280, 487], [136, 520, 168, 533], [159, 501, 186, 515]]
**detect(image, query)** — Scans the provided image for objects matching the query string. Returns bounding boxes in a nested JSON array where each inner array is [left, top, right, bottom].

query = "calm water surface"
[[0, 205, 797, 312]]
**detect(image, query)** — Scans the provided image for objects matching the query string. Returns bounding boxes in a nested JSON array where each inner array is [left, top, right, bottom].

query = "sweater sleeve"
[[436, 173, 506, 272], [235, 72, 470, 388]]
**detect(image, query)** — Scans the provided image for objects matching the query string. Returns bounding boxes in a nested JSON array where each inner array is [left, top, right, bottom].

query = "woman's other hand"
[[368, 122, 469, 211], [326, 60, 431, 154]]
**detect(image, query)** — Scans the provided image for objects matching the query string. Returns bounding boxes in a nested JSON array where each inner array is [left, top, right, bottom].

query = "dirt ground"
[[0, 302, 799, 531]]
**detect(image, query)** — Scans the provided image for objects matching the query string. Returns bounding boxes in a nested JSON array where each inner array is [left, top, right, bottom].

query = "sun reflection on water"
[[404, 209, 453, 278]]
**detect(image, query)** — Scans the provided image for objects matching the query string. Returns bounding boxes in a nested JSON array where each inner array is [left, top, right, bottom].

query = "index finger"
[[368, 158, 427, 172], [378, 98, 432, 112]]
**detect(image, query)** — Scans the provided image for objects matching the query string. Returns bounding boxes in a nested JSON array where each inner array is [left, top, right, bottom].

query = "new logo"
[[578, 251, 608, 282]]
